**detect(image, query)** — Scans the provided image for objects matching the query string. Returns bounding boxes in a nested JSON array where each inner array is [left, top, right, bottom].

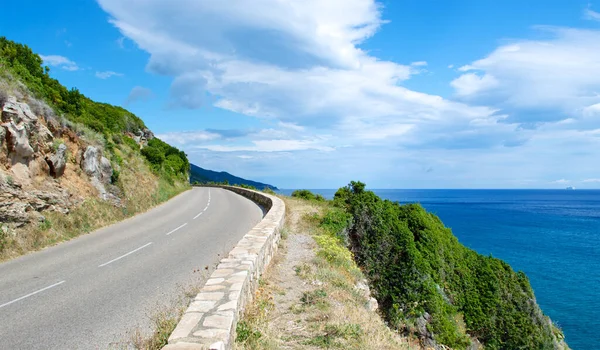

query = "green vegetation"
[[236, 198, 410, 350], [140, 138, 189, 179], [331, 181, 565, 349], [291, 189, 326, 202], [0, 37, 188, 182]]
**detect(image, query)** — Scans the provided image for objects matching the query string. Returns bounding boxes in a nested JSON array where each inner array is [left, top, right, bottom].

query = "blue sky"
[[3, 0, 600, 189]]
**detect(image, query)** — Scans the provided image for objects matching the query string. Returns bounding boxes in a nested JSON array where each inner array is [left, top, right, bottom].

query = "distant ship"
[[566, 186, 575, 190]]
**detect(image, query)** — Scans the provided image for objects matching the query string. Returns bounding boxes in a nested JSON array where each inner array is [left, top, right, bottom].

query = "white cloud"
[[451, 27, 600, 124], [125, 86, 153, 105], [278, 121, 305, 132], [95, 71, 123, 79], [583, 178, 600, 183], [550, 179, 570, 184], [95, 0, 600, 187], [157, 130, 221, 144], [97, 0, 493, 128], [584, 8, 600, 21], [116, 36, 126, 48], [39, 55, 79, 71], [450, 73, 499, 97]]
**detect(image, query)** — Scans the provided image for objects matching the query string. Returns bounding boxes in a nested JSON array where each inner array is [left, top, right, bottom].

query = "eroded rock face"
[[46, 144, 67, 178], [81, 146, 100, 176], [80, 145, 117, 202], [133, 127, 155, 146], [99, 156, 112, 183], [3, 120, 34, 160], [81, 146, 113, 184], [0, 178, 73, 228], [0, 94, 125, 230], [1, 96, 37, 126]]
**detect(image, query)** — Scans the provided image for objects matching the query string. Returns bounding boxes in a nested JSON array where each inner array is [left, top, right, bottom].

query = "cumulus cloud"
[[39, 55, 79, 71], [125, 86, 153, 105], [451, 73, 499, 97], [95, 70, 123, 79], [451, 27, 600, 126], [97, 0, 497, 130], [95, 0, 600, 187]]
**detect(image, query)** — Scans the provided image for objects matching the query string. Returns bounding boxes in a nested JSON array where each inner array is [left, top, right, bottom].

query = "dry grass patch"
[[113, 276, 207, 350], [235, 197, 416, 350]]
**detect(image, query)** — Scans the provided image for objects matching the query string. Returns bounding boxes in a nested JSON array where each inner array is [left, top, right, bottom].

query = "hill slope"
[[190, 164, 277, 190], [333, 182, 568, 349], [0, 37, 189, 260]]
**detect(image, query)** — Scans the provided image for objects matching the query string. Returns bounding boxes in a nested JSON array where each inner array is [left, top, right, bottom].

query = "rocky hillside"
[[0, 37, 189, 259]]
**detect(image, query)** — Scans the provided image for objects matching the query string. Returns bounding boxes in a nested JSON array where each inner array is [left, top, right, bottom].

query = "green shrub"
[[291, 189, 320, 201], [123, 136, 140, 151]]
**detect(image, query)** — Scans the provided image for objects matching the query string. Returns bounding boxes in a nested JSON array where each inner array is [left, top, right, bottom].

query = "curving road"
[[0, 187, 264, 349]]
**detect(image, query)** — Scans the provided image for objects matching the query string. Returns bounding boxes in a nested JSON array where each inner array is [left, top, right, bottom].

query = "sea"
[[279, 189, 600, 349]]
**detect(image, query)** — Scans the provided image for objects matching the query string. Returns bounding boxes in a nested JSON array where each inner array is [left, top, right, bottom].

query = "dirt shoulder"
[[235, 197, 418, 350]]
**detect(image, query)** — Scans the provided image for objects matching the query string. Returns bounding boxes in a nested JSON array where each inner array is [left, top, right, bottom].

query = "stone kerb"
[[163, 186, 285, 350]]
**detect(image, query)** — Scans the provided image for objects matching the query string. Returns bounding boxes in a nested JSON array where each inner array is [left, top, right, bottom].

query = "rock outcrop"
[[46, 143, 67, 178], [0, 95, 117, 228], [80, 145, 114, 200], [133, 127, 154, 145], [0, 176, 73, 228]]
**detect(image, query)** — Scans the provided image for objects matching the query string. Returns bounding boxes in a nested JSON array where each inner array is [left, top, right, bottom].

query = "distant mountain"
[[190, 164, 278, 190]]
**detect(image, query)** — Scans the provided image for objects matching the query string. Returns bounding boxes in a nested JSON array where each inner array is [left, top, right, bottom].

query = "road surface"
[[0, 187, 264, 349]]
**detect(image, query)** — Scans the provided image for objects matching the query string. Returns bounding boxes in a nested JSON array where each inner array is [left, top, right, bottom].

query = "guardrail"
[[163, 185, 285, 350]]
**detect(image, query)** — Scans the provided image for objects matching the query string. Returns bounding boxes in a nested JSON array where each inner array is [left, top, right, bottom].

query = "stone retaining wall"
[[163, 186, 285, 350]]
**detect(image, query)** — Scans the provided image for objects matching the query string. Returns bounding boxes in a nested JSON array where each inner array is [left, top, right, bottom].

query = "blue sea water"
[[280, 189, 600, 349]]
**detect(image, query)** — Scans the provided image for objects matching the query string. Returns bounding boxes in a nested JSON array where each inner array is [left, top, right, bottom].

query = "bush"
[[122, 136, 140, 151], [291, 189, 318, 201]]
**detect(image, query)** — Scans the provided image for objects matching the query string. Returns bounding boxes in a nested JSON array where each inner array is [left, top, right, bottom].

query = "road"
[[0, 187, 264, 349]]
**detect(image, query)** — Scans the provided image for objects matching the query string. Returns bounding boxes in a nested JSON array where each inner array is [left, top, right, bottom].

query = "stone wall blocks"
[[196, 292, 225, 301], [165, 186, 284, 350]]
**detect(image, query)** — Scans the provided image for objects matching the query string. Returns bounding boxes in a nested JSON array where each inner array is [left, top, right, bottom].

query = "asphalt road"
[[0, 187, 264, 349]]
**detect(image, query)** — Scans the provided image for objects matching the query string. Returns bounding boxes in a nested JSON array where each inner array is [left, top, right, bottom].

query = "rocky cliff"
[[0, 95, 155, 230]]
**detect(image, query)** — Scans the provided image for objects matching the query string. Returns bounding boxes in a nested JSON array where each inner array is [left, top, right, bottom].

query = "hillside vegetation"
[[0, 37, 190, 260], [331, 182, 567, 349], [0, 36, 188, 180]]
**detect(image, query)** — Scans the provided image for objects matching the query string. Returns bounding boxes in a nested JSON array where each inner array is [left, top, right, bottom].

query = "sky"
[[3, 0, 600, 189]]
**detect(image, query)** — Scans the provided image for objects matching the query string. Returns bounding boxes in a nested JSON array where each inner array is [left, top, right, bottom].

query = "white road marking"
[[193, 189, 212, 220], [98, 242, 153, 267], [166, 223, 188, 236], [0, 280, 66, 309]]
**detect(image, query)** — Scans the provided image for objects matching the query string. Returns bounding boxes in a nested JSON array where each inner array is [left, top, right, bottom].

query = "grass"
[[124, 278, 206, 350], [235, 197, 415, 350]]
